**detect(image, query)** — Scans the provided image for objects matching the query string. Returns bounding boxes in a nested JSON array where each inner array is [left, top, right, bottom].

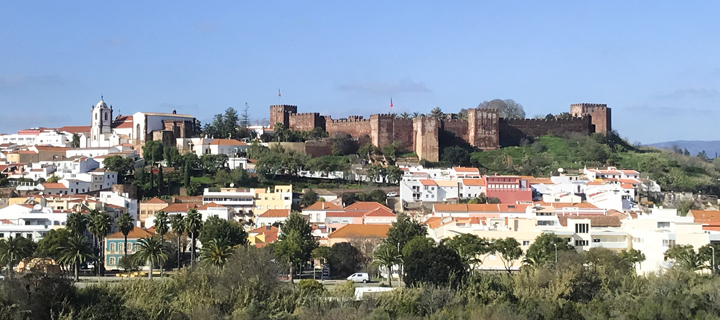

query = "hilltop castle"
[[269, 103, 611, 161]]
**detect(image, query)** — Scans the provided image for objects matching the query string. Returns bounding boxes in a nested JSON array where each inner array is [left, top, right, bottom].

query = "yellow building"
[[253, 185, 293, 216], [138, 197, 169, 227], [5, 150, 39, 164]]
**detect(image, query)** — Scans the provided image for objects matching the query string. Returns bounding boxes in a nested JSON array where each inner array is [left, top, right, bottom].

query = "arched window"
[[110, 243, 116, 253], [127, 243, 133, 252], [95, 113, 98, 120], [119, 243, 124, 253], [104, 113, 108, 120], [109, 257, 116, 265]]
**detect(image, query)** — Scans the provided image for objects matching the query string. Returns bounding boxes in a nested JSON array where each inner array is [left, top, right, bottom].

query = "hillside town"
[[0, 97, 718, 285]]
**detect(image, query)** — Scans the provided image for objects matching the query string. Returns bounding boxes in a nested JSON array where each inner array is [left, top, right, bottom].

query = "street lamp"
[[711, 246, 716, 275], [553, 243, 558, 263]]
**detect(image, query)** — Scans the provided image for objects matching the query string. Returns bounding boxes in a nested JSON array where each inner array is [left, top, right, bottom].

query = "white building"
[[202, 188, 255, 213], [0, 204, 68, 241]]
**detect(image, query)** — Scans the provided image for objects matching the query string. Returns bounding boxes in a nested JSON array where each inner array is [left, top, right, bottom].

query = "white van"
[[347, 272, 369, 283]]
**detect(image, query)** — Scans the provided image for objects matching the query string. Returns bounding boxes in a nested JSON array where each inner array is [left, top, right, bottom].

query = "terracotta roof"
[[328, 224, 391, 239], [424, 217, 444, 229], [453, 167, 480, 173], [461, 178, 486, 186], [528, 178, 553, 185], [249, 226, 279, 247], [305, 202, 342, 211], [106, 226, 154, 239], [142, 197, 167, 204], [364, 207, 396, 217], [344, 202, 387, 211], [163, 203, 197, 213], [587, 180, 606, 185], [57, 126, 91, 134], [33, 146, 71, 151], [104, 203, 125, 210], [534, 202, 599, 209], [420, 179, 437, 186], [197, 202, 226, 210], [557, 216, 622, 227], [0, 219, 14, 225], [41, 183, 66, 189], [259, 209, 290, 218], [434, 204, 471, 212], [209, 139, 248, 146], [621, 184, 634, 189]]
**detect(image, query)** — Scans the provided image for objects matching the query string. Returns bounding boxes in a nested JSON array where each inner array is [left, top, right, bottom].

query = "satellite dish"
[[558, 168, 564, 173], [33, 204, 42, 211]]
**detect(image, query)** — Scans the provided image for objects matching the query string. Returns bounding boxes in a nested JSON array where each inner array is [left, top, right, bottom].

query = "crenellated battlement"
[[329, 117, 370, 123], [290, 112, 321, 117], [269, 102, 611, 161]]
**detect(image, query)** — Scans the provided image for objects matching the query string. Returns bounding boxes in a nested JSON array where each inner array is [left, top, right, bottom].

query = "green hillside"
[[466, 134, 720, 194]]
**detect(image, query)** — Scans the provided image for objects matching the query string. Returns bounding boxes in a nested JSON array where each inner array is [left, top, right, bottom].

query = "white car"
[[386, 192, 398, 197], [347, 272, 370, 283]]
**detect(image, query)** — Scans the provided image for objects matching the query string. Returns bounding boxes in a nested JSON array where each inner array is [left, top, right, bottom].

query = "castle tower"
[[468, 108, 499, 150], [412, 116, 440, 162], [90, 98, 113, 147], [269, 105, 297, 129], [570, 103, 611, 135]]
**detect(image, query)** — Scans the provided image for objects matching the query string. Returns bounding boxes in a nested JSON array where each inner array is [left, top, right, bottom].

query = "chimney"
[[266, 225, 271, 230]]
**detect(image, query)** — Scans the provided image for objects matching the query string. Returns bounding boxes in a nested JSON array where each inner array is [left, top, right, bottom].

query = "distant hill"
[[648, 140, 720, 158]]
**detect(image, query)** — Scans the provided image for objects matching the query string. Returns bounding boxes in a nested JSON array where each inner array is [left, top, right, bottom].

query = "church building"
[[82, 98, 199, 151]]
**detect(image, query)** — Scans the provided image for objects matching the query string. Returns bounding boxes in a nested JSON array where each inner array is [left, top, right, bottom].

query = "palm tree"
[[372, 243, 402, 286], [86, 210, 112, 276], [57, 235, 95, 281], [430, 106, 444, 121], [133, 236, 170, 279], [153, 211, 169, 275], [184, 209, 203, 266], [66, 212, 87, 236], [170, 214, 185, 268], [154, 211, 169, 239], [0, 237, 34, 279], [200, 239, 234, 267], [117, 213, 134, 260], [412, 112, 421, 118], [400, 112, 410, 119]]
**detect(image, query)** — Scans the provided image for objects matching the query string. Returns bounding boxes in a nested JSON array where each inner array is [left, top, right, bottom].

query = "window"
[[127, 243, 133, 252], [119, 243, 124, 253], [657, 222, 670, 229], [0, 233, 4, 238], [15, 233, 21, 239], [593, 238, 601, 243], [663, 239, 676, 247], [537, 221, 554, 226], [109, 257, 116, 265], [522, 241, 530, 246], [110, 243, 116, 253], [575, 240, 589, 246], [575, 223, 589, 234]]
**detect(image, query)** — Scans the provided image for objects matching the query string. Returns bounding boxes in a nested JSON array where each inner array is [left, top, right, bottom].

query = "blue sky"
[[1, 1, 719, 144]]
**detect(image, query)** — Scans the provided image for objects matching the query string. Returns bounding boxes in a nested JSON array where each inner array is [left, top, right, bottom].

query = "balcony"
[[590, 242, 627, 249]]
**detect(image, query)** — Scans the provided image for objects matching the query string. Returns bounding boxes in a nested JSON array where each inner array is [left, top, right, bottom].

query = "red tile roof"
[[326, 211, 366, 218], [197, 202, 226, 210], [453, 167, 480, 173], [304, 202, 342, 210], [41, 183, 66, 189], [328, 224, 391, 239], [106, 226, 153, 239], [57, 126, 91, 134], [364, 207, 396, 217], [259, 209, 290, 218], [209, 139, 248, 146], [461, 178, 486, 186], [344, 202, 387, 211], [163, 203, 197, 213], [142, 197, 167, 204]]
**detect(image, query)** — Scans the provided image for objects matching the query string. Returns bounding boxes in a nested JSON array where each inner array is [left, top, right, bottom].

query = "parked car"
[[386, 192, 398, 197], [347, 272, 370, 283]]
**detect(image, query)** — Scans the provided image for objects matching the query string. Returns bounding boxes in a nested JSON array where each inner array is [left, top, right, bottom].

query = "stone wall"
[[392, 117, 414, 151], [270, 105, 297, 128], [468, 109, 499, 150], [442, 119, 469, 142], [499, 117, 592, 146], [325, 117, 373, 139], [413, 116, 440, 162], [571, 103, 611, 135], [289, 112, 325, 132]]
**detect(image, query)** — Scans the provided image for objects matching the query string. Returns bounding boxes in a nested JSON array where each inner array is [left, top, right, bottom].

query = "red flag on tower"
[[390, 98, 393, 108], [278, 89, 281, 97]]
